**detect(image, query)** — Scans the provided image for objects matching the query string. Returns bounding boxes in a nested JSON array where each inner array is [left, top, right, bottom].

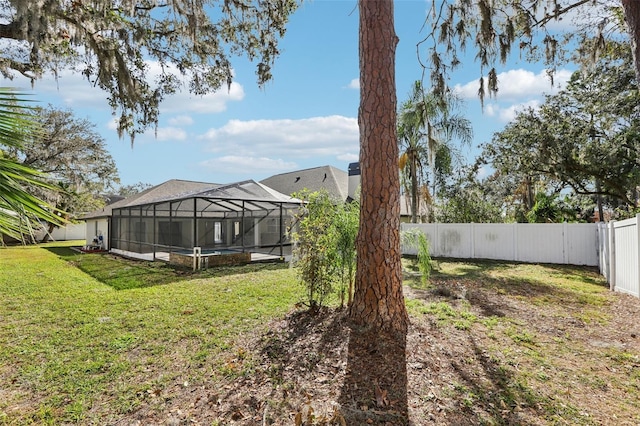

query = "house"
[[81, 179, 300, 264], [346, 161, 428, 222], [260, 165, 349, 202]]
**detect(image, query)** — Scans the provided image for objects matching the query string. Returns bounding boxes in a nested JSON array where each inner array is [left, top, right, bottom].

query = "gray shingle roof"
[[260, 165, 348, 202]]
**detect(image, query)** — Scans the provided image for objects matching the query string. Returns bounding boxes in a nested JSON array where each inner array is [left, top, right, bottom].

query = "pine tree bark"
[[350, 0, 409, 335], [622, 0, 640, 86]]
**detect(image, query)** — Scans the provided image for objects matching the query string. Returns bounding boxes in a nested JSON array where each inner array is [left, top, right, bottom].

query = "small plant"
[[291, 190, 340, 310], [401, 228, 432, 285], [333, 200, 359, 307]]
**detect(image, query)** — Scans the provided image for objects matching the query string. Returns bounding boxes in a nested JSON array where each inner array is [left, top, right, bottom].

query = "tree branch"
[[0, 22, 25, 41], [533, 0, 595, 29]]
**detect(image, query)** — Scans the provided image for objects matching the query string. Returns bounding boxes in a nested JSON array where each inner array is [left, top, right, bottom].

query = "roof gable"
[[260, 165, 348, 202]]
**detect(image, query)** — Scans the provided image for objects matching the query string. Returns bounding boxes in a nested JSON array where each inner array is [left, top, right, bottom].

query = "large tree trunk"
[[622, 0, 640, 86], [350, 0, 409, 335]]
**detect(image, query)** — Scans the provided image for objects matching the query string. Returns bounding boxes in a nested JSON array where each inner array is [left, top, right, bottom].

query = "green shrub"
[[291, 190, 359, 309], [291, 190, 339, 309], [401, 228, 432, 285]]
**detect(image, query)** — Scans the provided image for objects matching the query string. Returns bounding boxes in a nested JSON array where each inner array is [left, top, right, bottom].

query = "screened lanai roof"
[[82, 179, 302, 220], [82, 179, 218, 219], [112, 179, 301, 216]]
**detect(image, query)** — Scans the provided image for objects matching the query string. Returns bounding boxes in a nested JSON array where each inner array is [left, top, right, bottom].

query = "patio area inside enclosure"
[[109, 181, 301, 261]]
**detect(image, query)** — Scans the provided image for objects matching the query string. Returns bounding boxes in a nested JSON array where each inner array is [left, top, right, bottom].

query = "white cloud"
[[153, 126, 188, 141], [106, 118, 119, 131], [347, 78, 359, 89], [108, 118, 188, 143], [160, 82, 244, 114], [485, 99, 541, 123], [337, 153, 359, 162], [168, 115, 194, 126], [199, 156, 298, 175], [455, 68, 573, 101], [198, 115, 359, 160], [476, 165, 490, 180], [6, 69, 112, 110]]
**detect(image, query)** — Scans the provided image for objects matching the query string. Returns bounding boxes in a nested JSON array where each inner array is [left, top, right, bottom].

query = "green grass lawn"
[[0, 242, 301, 424], [2, 243, 637, 424]]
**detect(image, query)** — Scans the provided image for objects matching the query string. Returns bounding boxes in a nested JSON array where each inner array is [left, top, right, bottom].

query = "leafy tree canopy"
[[397, 80, 472, 223], [480, 41, 640, 213], [0, 0, 297, 139], [117, 182, 153, 198], [435, 165, 505, 223], [9, 105, 120, 224]]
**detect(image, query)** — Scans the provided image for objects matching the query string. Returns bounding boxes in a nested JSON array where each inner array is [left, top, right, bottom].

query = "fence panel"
[[612, 217, 640, 297], [402, 220, 640, 298], [566, 224, 599, 266], [434, 224, 473, 258], [472, 224, 516, 261], [51, 223, 86, 240], [515, 224, 565, 264], [401, 222, 598, 266]]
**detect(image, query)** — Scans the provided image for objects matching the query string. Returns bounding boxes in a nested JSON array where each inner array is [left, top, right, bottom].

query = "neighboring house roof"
[[400, 194, 429, 219], [81, 179, 219, 219], [260, 165, 348, 202]]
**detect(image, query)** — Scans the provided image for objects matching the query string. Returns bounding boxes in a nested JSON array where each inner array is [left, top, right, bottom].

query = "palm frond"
[[0, 88, 66, 241]]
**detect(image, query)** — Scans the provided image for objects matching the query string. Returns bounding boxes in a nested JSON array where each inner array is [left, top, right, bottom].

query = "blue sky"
[[3, 0, 576, 187]]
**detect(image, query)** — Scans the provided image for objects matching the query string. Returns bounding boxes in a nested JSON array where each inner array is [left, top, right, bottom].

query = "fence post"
[[513, 223, 519, 262], [637, 213, 640, 296], [562, 222, 569, 264], [608, 220, 616, 291], [597, 223, 607, 280], [470, 223, 476, 259]]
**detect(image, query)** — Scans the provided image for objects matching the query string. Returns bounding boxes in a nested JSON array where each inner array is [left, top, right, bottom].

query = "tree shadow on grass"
[[406, 258, 609, 318], [446, 334, 576, 425], [544, 263, 608, 288], [44, 246, 288, 290]]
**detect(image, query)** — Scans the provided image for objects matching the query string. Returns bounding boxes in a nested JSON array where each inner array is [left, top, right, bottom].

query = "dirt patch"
[[127, 276, 640, 425]]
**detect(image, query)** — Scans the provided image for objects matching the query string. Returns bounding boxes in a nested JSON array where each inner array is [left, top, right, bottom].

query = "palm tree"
[[398, 81, 473, 222], [0, 89, 65, 243]]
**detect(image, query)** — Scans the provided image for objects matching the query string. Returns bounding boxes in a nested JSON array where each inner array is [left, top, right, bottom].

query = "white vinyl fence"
[[598, 215, 640, 298], [401, 222, 599, 266], [35, 223, 86, 241]]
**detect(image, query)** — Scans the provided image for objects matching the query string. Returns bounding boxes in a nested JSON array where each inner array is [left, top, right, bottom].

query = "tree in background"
[[397, 81, 472, 223], [117, 182, 153, 198], [480, 42, 640, 220], [0, 90, 65, 243], [435, 165, 504, 223], [0, 0, 297, 138], [10, 106, 120, 240], [526, 192, 576, 223]]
